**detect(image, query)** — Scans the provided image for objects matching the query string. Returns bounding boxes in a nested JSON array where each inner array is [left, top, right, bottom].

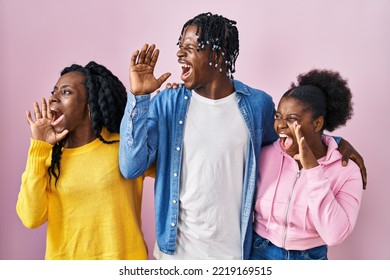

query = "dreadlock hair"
[[48, 61, 127, 186], [282, 69, 353, 132], [178, 12, 239, 79]]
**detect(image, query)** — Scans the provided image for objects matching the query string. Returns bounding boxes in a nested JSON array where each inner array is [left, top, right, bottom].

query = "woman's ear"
[[314, 116, 324, 132]]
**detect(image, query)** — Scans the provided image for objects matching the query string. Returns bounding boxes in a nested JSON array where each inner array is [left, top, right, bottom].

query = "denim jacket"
[[119, 79, 278, 259]]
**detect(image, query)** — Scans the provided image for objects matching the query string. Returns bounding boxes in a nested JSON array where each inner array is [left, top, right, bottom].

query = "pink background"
[[1, 0, 389, 260]]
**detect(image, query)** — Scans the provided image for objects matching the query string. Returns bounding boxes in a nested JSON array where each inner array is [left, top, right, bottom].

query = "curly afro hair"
[[282, 68, 353, 132]]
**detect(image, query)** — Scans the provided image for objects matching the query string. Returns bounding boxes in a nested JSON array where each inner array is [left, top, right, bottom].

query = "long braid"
[[48, 61, 127, 186], [48, 64, 85, 186], [85, 61, 127, 135], [48, 141, 64, 186], [178, 12, 239, 79]]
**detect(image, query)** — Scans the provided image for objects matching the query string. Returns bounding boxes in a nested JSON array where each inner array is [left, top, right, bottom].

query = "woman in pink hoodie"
[[250, 69, 363, 260]]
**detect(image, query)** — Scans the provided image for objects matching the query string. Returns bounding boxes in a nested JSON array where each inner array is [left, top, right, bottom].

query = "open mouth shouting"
[[50, 109, 65, 128], [180, 63, 192, 82], [279, 133, 294, 151]]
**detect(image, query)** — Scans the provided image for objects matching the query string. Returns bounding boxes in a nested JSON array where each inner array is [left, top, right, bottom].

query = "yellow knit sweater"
[[16, 130, 152, 260]]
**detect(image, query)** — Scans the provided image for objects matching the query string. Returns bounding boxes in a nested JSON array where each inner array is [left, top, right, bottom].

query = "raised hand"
[[292, 122, 319, 170], [129, 44, 171, 95], [26, 98, 68, 145]]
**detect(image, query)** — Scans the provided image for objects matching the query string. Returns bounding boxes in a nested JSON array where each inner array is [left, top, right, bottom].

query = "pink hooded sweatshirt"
[[254, 135, 363, 250]]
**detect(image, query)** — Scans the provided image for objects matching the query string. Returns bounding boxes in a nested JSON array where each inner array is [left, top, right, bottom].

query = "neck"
[[194, 77, 234, 100], [64, 126, 97, 148], [310, 136, 328, 159]]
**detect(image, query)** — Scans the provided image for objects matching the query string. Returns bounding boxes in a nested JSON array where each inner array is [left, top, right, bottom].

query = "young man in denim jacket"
[[119, 12, 366, 260]]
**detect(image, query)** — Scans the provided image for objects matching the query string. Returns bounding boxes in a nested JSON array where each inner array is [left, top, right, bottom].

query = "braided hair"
[[48, 61, 127, 186], [178, 12, 239, 79], [282, 69, 353, 132]]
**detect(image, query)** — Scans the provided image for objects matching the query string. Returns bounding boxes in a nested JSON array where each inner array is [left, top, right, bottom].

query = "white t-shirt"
[[154, 91, 248, 259]]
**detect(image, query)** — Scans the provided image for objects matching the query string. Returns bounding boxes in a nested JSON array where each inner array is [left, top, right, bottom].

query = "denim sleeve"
[[262, 102, 278, 147], [119, 93, 156, 179]]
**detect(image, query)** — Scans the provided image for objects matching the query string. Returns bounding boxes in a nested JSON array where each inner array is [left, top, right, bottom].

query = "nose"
[[49, 92, 59, 103], [176, 47, 185, 58], [275, 118, 288, 129]]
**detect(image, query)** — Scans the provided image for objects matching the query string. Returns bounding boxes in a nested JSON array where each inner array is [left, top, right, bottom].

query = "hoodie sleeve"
[[305, 165, 363, 246], [16, 139, 52, 229]]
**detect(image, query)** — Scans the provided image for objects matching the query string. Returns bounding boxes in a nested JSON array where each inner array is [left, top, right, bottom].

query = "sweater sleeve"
[[16, 139, 53, 229], [305, 165, 363, 246]]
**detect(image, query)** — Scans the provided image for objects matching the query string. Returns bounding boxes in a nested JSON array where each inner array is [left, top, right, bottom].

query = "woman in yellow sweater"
[[16, 61, 151, 260]]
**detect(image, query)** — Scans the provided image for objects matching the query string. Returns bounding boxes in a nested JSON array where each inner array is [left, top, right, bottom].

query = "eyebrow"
[[53, 84, 72, 90], [179, 41, 197, 47], [276, 112, 300, 116]]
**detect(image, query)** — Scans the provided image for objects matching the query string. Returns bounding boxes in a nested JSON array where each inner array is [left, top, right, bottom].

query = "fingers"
[[172, 83, 181, 89], [166, 83, 182, 89], [293, 122, 303, 140], [130, 50, 139, 66], [133, 44, 158, 66], [293, 121, 319, 169], [341, 154, 350, 166], [137, 44, 156, 65], [26, 111, 33, 125], [149, 46, 158, 68], [337, 138, 351, 166], [293, 122, 304, 153], [137, 44, 148, 64], [41, 98, 48, 118], [56, 129, 69, 142], [33, 101, 42, 120], [292, 136, 304, 162], [157, 72, 172, 87], [47, 99, 53, 119], [146, 44, 156, 66]]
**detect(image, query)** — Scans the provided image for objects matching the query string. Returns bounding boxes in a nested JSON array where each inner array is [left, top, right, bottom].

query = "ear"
[[313, 116, 324, 132]]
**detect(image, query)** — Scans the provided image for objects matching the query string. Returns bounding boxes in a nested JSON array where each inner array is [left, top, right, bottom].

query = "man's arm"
[[337, 138, 367, 189], [119, 94, 154, 178], [119, 44, 171, 179]]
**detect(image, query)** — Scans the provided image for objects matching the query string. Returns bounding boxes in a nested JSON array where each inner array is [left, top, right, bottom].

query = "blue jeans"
[[249, 232, 328, 260]]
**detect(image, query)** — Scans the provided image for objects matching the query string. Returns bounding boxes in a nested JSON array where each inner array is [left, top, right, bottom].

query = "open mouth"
[[50, 110, 64, 126], [279, 133, 293, 150], [180, 63, 192, 81]]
